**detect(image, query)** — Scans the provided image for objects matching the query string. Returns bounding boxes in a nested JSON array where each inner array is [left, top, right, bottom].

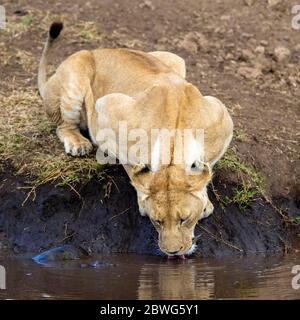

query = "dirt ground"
[[0, 0, 299, 255]]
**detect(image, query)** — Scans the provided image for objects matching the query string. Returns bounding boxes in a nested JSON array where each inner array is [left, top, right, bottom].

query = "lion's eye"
[[154, 220, 162, 225], [139, 165, 150, 174]]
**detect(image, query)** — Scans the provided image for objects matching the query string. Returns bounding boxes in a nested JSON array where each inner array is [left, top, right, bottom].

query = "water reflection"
[[137, 255, 300, 299], [0, 253, 299, 299], [138, 261, 214, 299]]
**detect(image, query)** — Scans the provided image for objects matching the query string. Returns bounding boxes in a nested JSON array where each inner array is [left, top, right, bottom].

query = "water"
[[0, 252, 299, 300]]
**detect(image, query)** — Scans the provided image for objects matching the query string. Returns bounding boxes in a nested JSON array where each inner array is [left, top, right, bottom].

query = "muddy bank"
[[0, 166, 297, 257]]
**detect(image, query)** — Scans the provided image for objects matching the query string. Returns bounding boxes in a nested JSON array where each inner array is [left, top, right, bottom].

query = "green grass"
[[234, 128, 250, 142], [217, 182, 257, 211], [215, 148, 293, 223], [20, 15, 33, 27], [0, 88, 106, 194], [290, 216, 300, 225], [216, 148, 264, 193], [75, 21, 103, 42], [219, 195, 232, 209], [232, 182, 257, 210], [214, 147, 264, 210]]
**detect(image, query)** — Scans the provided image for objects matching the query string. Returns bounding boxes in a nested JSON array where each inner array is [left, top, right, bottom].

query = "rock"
[[157, 36, 168, 44], [260, 40, 268, 46], [178, 38, 198, 54], [178, 31, 209, 54], [249, 46, 272, 72], [155, 37, 169, 51], [220, 15, 231, 21], [274, 46, 291, 62], [253, 55, 273, 73], [287, 76, 297, 87], [32, 245, 89, 265], [241, 32, 254, 39], [237, 66, 262, 79], [294, 43, 300, 52], [244, 0, 255, 6], [255, 46, 265, 55], [139, 0, 155, 10], [241, 49, 255, 61], [225, 53, 234, 60], [268, 0, 282, 6], [195, 33, 209, 51]]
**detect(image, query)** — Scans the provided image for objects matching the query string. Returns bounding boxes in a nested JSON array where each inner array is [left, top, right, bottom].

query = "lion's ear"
[[188, 162, 212, 192], [123, 164, 153, 195]]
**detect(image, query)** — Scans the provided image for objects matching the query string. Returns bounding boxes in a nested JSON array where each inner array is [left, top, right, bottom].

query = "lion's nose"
[[167, 250, 179, 255], [166, 246, 183, 255]]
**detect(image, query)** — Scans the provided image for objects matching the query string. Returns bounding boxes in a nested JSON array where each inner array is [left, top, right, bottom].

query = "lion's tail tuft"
[[49, 22, 63, 41]]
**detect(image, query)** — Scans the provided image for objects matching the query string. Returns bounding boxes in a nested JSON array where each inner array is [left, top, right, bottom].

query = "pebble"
[[241, 49, 255, 61], [178, 31, 209, 54], [268, 0, 282, 6], [260, 40, 268, 46], [244, 0, 254, 6], [274, 46, 291, 62], [32, 245, 89, 265], [179, 38, 198, 54], [237, 66, 262, 79], [255, 46, 265, 55]]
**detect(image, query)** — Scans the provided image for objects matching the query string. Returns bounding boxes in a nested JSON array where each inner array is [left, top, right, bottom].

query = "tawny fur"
[[38, 22, 233, 256]]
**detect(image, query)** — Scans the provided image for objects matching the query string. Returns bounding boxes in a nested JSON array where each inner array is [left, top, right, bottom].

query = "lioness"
[[38, 22, 233, 258]]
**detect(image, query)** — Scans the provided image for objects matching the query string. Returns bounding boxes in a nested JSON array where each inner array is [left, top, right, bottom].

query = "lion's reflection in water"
[[138, 261, 215, 300]]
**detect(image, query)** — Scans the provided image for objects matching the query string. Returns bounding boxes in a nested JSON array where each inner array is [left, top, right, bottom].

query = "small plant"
[[75, 21, 102, 42], [216, 148, 265, 194], [234, 128, 249, 142], [214, 148, 263, 211], [290, 216, 300, 225], [232, 182, 257, 210], [20, 15, 33, 27], [219, 195, 232, 208]]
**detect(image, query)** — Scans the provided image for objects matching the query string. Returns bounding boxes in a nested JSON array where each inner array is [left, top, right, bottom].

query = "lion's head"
[[126, 162, 211, 256]]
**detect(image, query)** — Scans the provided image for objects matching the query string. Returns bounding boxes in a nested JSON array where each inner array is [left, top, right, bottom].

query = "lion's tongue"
[[179, 255, 187, 260]]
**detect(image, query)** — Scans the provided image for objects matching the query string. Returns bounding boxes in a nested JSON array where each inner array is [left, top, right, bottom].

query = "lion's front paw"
[[202, 200, 214, 219], [64, 137, 93, 156]]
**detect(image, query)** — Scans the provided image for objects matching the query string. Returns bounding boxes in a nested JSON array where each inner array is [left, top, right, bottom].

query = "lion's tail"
[[38, 22, 63, 98]]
